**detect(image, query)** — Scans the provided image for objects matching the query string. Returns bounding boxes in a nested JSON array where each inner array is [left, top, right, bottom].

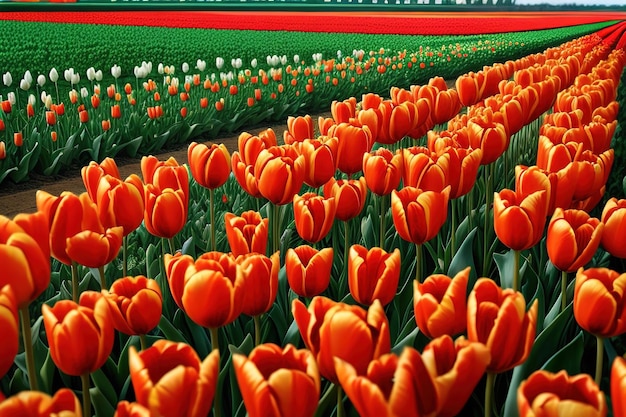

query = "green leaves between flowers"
[[9, 140, 40, 183]]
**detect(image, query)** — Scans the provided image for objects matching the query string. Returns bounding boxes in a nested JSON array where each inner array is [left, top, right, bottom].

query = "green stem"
[[139, 334, 148, 351], [210, 327, 222, 417], [341, 220, 350, 298], [513, 250, 520, 293], [315, 384, 337, 417], [81, 373, 91, 417], [484, 372, 495, 417], [254, 314, 261, 347], [482, 164, 493, 276], [98, 266, 106, 291], [167, 237, 175, 254], [450, 198, 457, 258], [336, 384, 345, 417], [467, 192, 474, 231], [19, 307, 39, 391], [561, 270, 568, 312], [210, 188, 216, 252], [415, 243, 423, 284], [595, 335, 604, 386], [272, 202, 281, 256], [122, 235, 128, 278], [379, 194, 386, 250], [71, 261, 79, 303]]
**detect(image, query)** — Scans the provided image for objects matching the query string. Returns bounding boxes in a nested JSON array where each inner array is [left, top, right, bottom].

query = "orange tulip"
[[144, 184, 187, 239], [322, 177, 367, 222], [467, 278, 538, 373], [391, 186, 450, 246], [612, 356, 626, 417], [334, 348, 438, 417], [431, 89, 462, 126], [362, 147, 402, 196], [0, 213, 50, 309], [601, 198, 626, 258], [114, 401, 151, 417], [515, 164, 578, 216], [0, 389, 82, 416], [0, 141, 5, 160], [42, 294, 114, 376], [187, 142, 231, 190], [129, 340, 219, 417], [141, 155, 189, 196], [493, 188, 548, 251], [467, 109, 509, 165], [456, 73, 480, 107], [413, 267, 469, 339], [164, 251, 244, 328], [233, 343, 320, 417], [293, 192, 336, 244], [422, 335, 491, 417], [571, 149, 613, 204], [348, 244, 400, 306], [103, 276, 162, 336], [0, 285, 18, 378], [296, 137, 338, 188], [328, 122, 373, 176], [231, 151, 262, 198], [573, 267, 626, 338], [401, 146, 449, 192], [46, 110, 56, 125], [285, 245, 333, 298], [236, 129, 278, 167], [284, 114, 315, 144], [438, 145, 482, 199], [292, 296, 390, 383], [517, 370, 606, 417], [111, 104, 121, 119], [237, 252, 279, 317], [254, 146, 305, 205], [331, 97, 357, 124], [224, 211, 268, 257], [546, 208, 603, 273]]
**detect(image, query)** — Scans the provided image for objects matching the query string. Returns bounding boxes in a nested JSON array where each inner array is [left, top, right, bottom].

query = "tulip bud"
[[49, 68, 59, 82], [2, 72, 12, 87]]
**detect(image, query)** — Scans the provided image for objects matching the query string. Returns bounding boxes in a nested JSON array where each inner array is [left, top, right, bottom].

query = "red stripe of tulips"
[[0, 11, 623, 35]]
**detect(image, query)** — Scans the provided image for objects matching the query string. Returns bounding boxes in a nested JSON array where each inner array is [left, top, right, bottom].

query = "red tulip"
[[515, 164, 578, 216], [331, 97, 357, 123], [187, 142, 231, 190], [322, 177, 367, 222], [546, 208, 603, 273], [293, 192, 336, 244], [391, 186, 450, 246], [114, 401, 151, 417], [518, 370, 606, 417], [254, 146, 305, 205], [284, 114, 315, 144], [0, 285, 18, 378], [143, 185, 187, 240], [348, 244, 400, 306], [233, 343, 320, 417], [467, 108, 509, 165], [103, 276, 162, 336], [601, 198, 626, 258], [141, 155, 189, 196], [224, 211, 268, 257], [612, 356, 626, 417], [292, 296, 390, 383], [328, 122, 373, 176], [362, 147, 402, 196], [0, 389, 81, 416], [165, 251, 244, 329], [237, 251, 279, 317], [285, 245, 333, 298], [401, 146, 449, 192], [435, 145, 482, 199], [493, 188, 548, 251], [573, 267, 626, 338], [42, 294, 114, 376], [295, 137, 338, 188], [413, 267, 469, 339], [129, 340, 219, 417]]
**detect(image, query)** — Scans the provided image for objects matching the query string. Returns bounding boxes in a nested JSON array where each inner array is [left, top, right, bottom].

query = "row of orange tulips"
[[1, 22, 626, 417]]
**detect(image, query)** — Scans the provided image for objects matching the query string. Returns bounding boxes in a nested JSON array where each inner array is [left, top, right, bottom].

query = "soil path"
[[0, 119, 294, 218]]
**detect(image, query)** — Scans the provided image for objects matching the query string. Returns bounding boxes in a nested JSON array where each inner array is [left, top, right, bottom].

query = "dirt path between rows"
[[0, 119, 294, 218]]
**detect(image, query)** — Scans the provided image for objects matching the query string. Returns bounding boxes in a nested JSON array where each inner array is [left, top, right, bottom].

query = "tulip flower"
[[547, 208, 603, 311], [143, 185, 187, 241], [323, 177, 367, 222], [236, 128, 278, 167], [293, 192, 336, 244], [129, 340, 219, 417], [436, 145, 482, 199], [284, 114, 315, 144], [187, 142, 231, 190], [102, 276, 162, 347], [467, 108, 509, 166], [413, 267, 469, 339], [348, 244, 401, 306], [296, 137, 338, 188], [231, 151, 262, 198], [286, 245, 333, 298], [331, 97, 357, 124], [164, 251, 244, 331], [334, 348, 439, 417], [0, 389, 82, 416], [328, 122, 373, 176], [233, 343, 320, 417], [254, 145, 305, 206], [601, 198, 626, 259], [421, 335, 491, 417], [517, 370, 606, 417], [362, 147, 402, 196], [141, 155, 189, 197], [401, 146, 449, 192], [0, 285, 18, 379], [115, 401, 151, 417], [515, 164, 578, 216], [467, 278, 538, 374], [224, 211, 268, 257], [292, 296, 390, 383], [612, 356, 626, 417]]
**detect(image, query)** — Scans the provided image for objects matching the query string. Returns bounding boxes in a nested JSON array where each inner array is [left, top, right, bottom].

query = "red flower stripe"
[[0, 11, 623, 35]]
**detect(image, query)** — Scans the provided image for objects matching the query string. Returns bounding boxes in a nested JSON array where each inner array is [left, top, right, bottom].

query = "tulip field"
[[2, 6, 626, 417]]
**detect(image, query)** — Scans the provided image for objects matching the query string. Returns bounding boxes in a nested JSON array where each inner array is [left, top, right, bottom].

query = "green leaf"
[[91, 367, 118, 407], [541, 330, 584, 375], [157, 315, 188, 344], [90, 386, 116, 417], [447, 227, 478, 286]]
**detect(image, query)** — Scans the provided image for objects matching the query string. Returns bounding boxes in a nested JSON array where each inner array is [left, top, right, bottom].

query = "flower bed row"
[[1, 18, 626, 417]]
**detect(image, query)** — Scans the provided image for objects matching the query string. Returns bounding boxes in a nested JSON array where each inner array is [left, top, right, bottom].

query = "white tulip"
[[28, 94, 36, 106], [7, 92, 15, 105], [95, 70, 103, 81], [182, 62, 189, 73], [49, 68, 59, 83], [37, 74, 46, 87], [81, 87, 89, 98], [168, 65, 175, 75], [44, 94, 52, 109], [19, 79, 30, 90], [143, 61, 152, 74], [251, 58, 258, 68], [196, 59, 206, 72], [185, 75, 193, 85], [280, 55, 287, 65], [134, 66, 142, 78], [23, 70, 33, 85], [111, 64, 122, 79], [170, 77, 179, 87], [71, 73, 80, 85], [293, 54, 300, 64], [64, 68, 73, 83], [40, 90, 48, 103], [3, 72, 12, 87], [216, 57, 224, 70], [158, 63, 165, 74]]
